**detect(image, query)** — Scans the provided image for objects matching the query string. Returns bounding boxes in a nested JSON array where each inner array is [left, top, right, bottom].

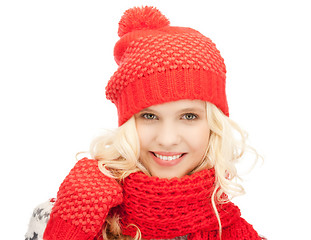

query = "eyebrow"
[[177, 107, 205, 113], [139, 107, 205, 114]]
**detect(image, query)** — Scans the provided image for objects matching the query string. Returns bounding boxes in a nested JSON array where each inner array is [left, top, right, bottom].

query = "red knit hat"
[[105, 6, 228, 126]]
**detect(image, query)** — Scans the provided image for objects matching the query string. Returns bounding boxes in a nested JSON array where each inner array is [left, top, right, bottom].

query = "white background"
[[1, 0, 310, 239]]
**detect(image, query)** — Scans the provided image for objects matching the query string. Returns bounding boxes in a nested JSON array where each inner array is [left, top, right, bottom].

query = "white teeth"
[[154, 153, 183, 161]]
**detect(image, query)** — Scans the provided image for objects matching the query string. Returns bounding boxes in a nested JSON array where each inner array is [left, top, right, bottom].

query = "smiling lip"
[[150, 151, 186, 166]]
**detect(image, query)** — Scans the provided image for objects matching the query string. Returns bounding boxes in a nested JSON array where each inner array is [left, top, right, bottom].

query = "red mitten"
[[43, 158, 123, 240]]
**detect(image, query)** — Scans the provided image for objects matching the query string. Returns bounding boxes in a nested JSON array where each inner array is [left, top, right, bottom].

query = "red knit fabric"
[[118, 168, 261, 240], [43, 158, 123, 240], [43, 158, 261, 239], [105, 6, 228, 126]]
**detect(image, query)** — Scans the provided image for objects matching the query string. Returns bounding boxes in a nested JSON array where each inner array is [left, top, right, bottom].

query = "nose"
[[155, 121, 181, 148]]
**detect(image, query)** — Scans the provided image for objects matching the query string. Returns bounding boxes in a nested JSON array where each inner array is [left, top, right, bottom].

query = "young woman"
[[26, 6, 264, 240]]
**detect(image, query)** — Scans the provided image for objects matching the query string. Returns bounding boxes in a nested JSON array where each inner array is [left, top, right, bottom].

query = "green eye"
[[182, 113, 197, 120], [142, 113, 157, 120]]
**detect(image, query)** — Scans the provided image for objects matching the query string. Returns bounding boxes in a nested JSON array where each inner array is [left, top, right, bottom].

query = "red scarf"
[[117, 168, 261, 239]]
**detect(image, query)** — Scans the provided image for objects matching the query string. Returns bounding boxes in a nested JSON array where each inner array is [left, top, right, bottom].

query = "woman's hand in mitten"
[[43, 158, 123, 240]]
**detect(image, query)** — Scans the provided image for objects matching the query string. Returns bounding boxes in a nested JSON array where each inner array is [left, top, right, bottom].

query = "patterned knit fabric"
[[105, 6, 228, 126], [25, 199, 55, 240], [43, 158, 123, 240], [118, 168, 261, 240]]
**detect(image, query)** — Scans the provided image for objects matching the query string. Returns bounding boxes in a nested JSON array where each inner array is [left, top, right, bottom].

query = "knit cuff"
[[221, 217, 261, 240], [43, 215, 97, 240]]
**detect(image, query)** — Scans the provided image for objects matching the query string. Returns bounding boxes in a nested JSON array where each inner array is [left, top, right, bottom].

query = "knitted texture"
[[25, 199, 55, 240], [39, 158, 263, 239], [118, 168, 261, 240], [105, 6, 228, 126], [43, 158, 123, 240], [118, 6, 170, 37]]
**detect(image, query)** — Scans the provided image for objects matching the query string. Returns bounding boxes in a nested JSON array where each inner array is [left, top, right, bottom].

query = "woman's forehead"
[[141, 99, 206, 112]]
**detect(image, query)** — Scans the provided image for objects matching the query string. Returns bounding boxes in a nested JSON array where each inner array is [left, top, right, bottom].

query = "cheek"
[[186, 126, 210, 151], [136, 124, 154, 149]]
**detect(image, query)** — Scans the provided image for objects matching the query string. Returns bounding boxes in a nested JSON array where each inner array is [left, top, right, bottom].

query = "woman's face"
[[135, 99, 210, 179]]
